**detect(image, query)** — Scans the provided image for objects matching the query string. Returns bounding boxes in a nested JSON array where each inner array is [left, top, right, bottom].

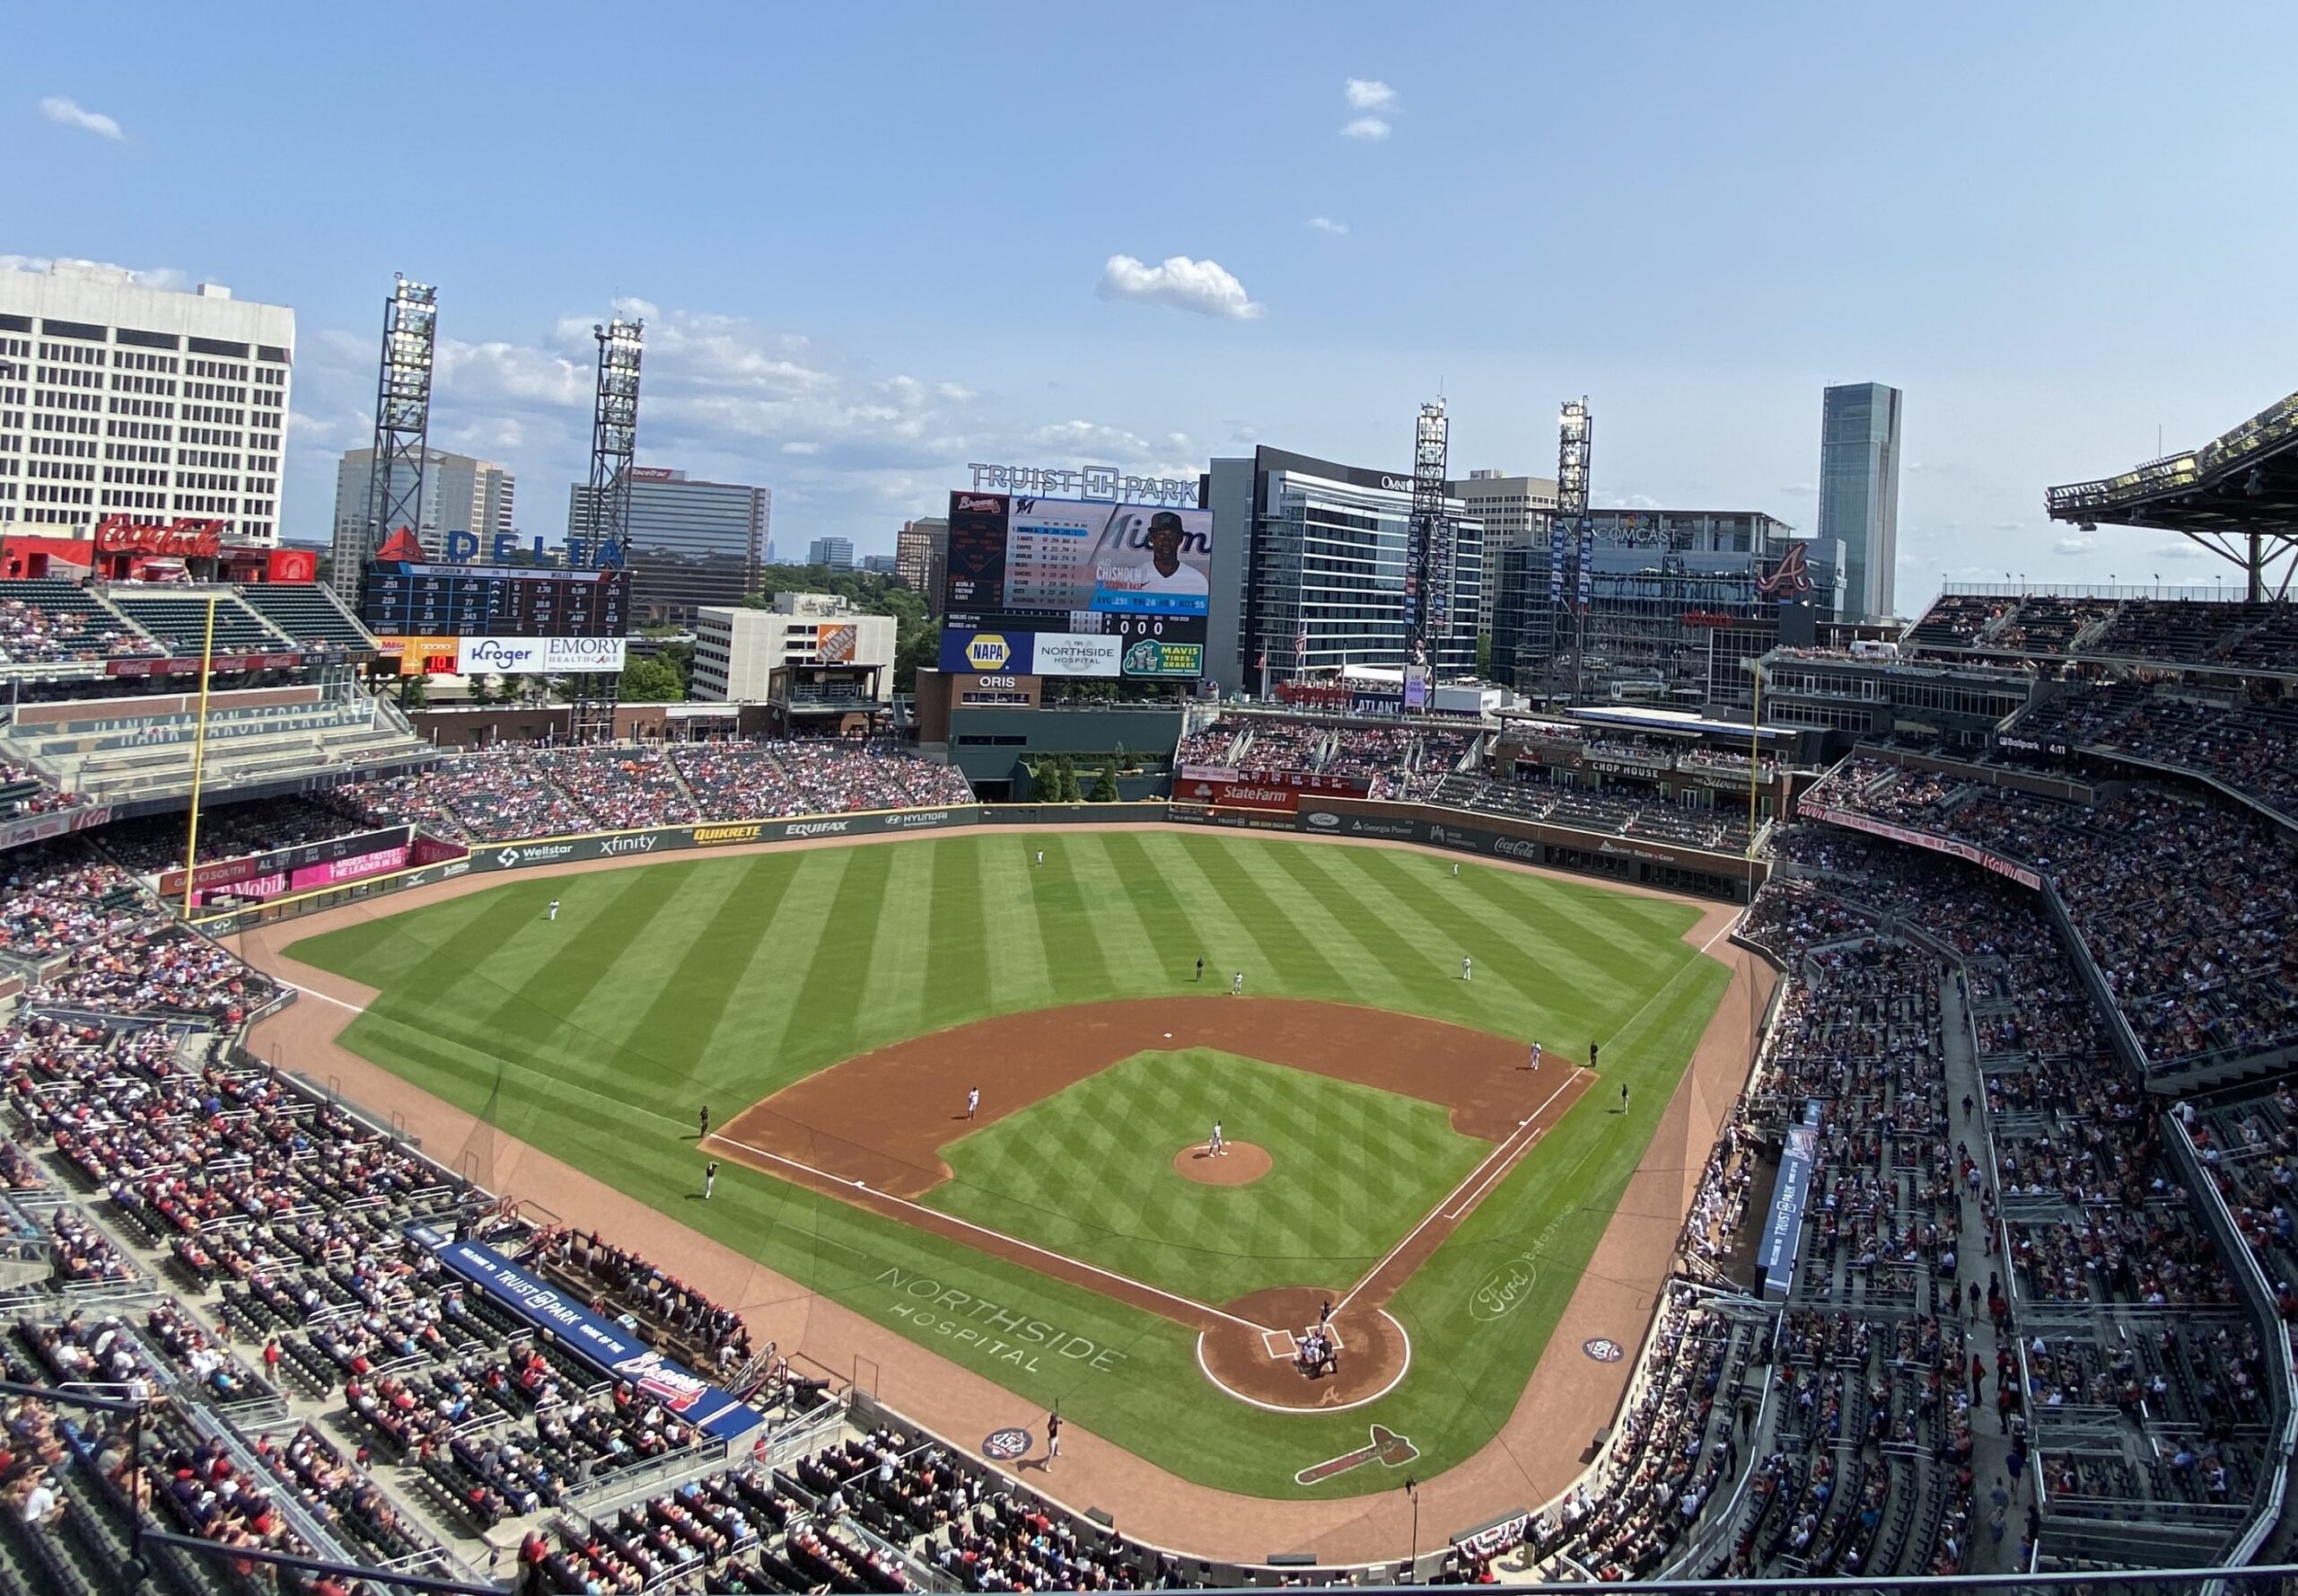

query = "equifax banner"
[[455, 636, 628, 674], [428, 1235, 759, 1438]]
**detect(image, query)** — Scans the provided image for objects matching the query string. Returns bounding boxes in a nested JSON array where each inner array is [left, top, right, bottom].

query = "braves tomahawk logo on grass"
[[1294, 1424, 1418, 1486]]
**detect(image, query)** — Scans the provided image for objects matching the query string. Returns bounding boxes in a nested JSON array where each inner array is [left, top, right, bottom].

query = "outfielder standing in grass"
[[698, 1104, 710, 1139], [1232, 970, 1244, 996]]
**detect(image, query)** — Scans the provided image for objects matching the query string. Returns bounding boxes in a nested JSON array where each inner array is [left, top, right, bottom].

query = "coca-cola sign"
[[92, 516, 225, 559]]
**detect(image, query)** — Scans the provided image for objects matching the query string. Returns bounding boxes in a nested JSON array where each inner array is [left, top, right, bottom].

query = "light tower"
[[355, 276, 437, 594], [568, 317, 643, 743], [1555, 398, 1592, 702], [1405, 399, 1451, 676], [582, 318, 645, 565]]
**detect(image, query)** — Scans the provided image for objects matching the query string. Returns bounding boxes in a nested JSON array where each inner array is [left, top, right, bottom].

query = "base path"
[[231, 826, 1771, 1564]]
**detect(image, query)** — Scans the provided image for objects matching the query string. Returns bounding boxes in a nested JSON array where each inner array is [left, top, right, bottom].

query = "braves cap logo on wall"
[[982, 1427, 1032, 1462]]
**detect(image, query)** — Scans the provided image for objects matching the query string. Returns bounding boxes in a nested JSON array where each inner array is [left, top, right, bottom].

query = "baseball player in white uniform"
[[1461, 955, 1472, 982], [1209, 1121, 1225, 1156], [1529, 1040, 1542, 1073], [1232, 971, 1244, 996], [967, 1087, 980, 1120]]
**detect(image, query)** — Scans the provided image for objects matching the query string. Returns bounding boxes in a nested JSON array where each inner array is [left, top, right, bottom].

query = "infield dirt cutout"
[[708, 996, 1592, 1411]]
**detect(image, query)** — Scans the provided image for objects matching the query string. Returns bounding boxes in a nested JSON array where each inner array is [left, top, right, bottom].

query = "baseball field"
[[287, 828, 1735, 1499]]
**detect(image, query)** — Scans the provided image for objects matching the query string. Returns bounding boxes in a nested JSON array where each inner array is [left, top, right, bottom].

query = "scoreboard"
[[361, 562, 631, 639]]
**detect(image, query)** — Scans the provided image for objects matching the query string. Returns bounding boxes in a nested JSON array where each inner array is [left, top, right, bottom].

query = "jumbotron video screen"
[[939, 492, 1212, 679]]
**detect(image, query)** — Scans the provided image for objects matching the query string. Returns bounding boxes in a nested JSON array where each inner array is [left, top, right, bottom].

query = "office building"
[[1204, 446, 1485, 698], [566, 467, 767, 623], [1819, 381, 1902, 622], [1491, 509, 1842, 708], [0, 259, 294, 543], [860, 553, 897, 574], [895, 516, 947, 608], [329, 447, 513, 598], [1447, 469, 1559, 635], [689, 592, 896, 704], [806, 536, 854, 570]]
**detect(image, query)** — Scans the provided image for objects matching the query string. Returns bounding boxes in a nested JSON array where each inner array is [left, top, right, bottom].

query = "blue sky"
[[13, 2, 2295, 607]]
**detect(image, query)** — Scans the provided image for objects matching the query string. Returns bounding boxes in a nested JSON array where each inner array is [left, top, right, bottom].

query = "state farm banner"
[[1174, 775, 1299, 812], [1797, 799, 2043, 890]]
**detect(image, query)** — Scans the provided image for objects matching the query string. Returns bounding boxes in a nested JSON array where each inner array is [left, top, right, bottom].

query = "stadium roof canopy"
[[2045, 390, 2298, 599]]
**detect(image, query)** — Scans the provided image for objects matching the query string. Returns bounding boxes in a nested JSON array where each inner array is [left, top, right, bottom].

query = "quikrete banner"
[[425, 1233, 761, 1439]]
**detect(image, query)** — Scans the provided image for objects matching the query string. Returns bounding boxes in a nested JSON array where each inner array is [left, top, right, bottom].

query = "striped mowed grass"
[[289, 829, 1732, 1498], [925, 1047, 1487, 1306]]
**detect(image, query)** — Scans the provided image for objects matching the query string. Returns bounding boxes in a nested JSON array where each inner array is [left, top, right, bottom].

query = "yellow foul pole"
[[180, 594, 218, 919]]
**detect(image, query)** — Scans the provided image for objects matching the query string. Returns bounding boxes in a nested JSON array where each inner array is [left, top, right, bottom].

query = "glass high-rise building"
[[566, 468, 767, 623], [1818, 381, 1902, 623], [1204, 446, 1484, 697]]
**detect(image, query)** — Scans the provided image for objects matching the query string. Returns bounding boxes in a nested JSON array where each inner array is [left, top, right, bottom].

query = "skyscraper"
[[806, 536, 854, 570], [1818, 381, 1902, 623], [566, 468, 768, 622], [329, 446, 513, 597], [0, 259, 294, 544]]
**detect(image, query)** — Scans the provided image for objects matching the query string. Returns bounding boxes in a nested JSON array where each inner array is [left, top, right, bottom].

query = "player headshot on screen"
[[1136, 513, 1208, 597]]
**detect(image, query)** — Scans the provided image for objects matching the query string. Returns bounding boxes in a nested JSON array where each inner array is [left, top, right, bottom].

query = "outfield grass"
[[289, 829, 1733, 1498], [925, 1047, 1488, 1305]]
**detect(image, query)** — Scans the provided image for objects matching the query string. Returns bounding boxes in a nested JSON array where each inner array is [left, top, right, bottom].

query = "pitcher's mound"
[[1174, 1142, 1271, 1186]]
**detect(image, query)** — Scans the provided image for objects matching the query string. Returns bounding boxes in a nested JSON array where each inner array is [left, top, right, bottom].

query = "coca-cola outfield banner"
[[108, 652, 307, 678], [1796, 799, 2043, 890]]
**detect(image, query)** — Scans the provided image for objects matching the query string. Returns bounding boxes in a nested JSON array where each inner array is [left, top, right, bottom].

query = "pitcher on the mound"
[[1209, 1120, 1226, 1157]]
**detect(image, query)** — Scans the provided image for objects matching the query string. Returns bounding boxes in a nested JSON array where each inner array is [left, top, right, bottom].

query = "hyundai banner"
[[426, 1234, 761, 1438]]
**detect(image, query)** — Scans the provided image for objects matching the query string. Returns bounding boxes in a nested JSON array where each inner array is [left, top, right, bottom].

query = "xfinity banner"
[[455, 636, 628, 674], [427, 1234, 760, 1439]]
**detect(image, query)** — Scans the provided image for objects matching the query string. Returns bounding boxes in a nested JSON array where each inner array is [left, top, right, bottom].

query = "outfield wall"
[[190, 797, 1765, 935]]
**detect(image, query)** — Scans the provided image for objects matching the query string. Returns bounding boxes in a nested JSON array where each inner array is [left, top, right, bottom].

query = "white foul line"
[[1334, 1066, 1587, 1315], [277, 979, 367, 1015], [703, 1131, 1276, 1337]]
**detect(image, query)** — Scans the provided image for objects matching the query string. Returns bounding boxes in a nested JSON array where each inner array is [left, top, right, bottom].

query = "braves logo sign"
[[1756, 540, 1814, 600], [1295, 1424, 1418, 1486]]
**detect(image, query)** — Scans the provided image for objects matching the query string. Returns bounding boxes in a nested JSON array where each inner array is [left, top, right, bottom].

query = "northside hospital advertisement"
[[941, 493, 1211, 680]]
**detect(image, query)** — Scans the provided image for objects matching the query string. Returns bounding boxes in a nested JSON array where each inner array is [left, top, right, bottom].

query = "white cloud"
[[1778, 481, 1816, 496], [39, 96, 123, 141], [1095, 254, 1264, 320], [0, 254, 184, 291], [1306, 215, 1349, 235], [2153, 542, 2206, 561], [1344, 79, 1398, 113], [2052, 535, 2096, 557], [1340, 117, 1391, 141], [1596, 492, 1662, 511]]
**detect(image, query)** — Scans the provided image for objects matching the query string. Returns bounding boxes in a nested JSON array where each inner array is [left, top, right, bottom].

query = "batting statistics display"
[[941, 491, 1212, 678]]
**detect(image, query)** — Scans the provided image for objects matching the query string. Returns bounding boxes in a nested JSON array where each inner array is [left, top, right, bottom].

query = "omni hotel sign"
[[968, 461, 1197, 506]]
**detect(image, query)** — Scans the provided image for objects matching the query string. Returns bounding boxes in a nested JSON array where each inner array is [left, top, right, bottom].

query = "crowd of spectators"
[[101, 797, 381, 877], [1804, 758, 2298, 1071], [1421, 772, 1750, 852], [337, 740, 975, 843], [1176, 715, 1474, 798], [2011, 683, 2298, 823], [0, 586, 167, 667]]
